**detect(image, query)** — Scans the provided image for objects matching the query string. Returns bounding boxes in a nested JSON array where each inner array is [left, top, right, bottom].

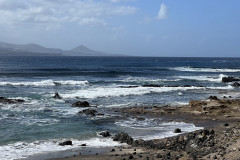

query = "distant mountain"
[[0, 42, 124, 56]]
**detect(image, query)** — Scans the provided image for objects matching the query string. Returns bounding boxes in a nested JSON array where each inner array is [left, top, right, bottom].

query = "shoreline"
[[47, 96, 240, 160]]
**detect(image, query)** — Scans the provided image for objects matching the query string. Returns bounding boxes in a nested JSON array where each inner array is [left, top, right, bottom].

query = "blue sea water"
[[0, 56, 240, 159]]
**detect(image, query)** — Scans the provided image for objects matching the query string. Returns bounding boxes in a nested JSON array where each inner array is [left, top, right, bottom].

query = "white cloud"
[[0, 0, 137, 29], [157, 3, 167, 20]]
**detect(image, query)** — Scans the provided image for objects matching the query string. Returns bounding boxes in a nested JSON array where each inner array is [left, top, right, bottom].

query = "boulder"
[[222, 76, 240, 83], [99, 131, 111, 137], [113, 132, 134, 145], [174, 128, 182, 133], [233, 82, 240, 87], [207, 96, 219, 101], [142, 84, 161, 87], [53, 92, 61, 99], [0, 97, 25, 104], [79, 109, 97, 116], [59, 140, 72, 146], [72, 101, 90, 107]]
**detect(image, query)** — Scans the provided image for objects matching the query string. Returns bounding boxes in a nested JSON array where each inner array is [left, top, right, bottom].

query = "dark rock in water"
[[224, 123, 229, 127], [79, 109, 97, 116], [72, 101, 90, 107], [119, 86, 139, 88], [207, 96, 219, 101], [142, 84, 161, 87], [111, 149, 115, 152], [174, 128, 182, 133], [222, 76, 240, 83], [97, 113, 104, 116], [133, 116, 145, 121], [80, 144, 87, 146], [100, 131, 111, 137], [0, 97, 25, 104], [233, 82, 240, 87], [113, 132, 134, 145], [59, 141, 72, 146], [53, 92, 61, 99]]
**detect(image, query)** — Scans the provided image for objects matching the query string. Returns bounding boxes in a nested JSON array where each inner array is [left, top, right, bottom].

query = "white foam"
[[0, 80, 88, 86], [118, 76, 180, 83], [171, 67, 240, 72], [0, 138, 122, 160], [115, 118, 203, 140], [177, 74, 227, 82], [61, 85, 232, 99]]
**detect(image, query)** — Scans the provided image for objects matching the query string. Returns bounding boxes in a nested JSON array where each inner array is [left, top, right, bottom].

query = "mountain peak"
[[71, 45, 93, 52]]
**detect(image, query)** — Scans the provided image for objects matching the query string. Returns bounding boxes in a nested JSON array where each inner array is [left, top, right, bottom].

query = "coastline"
[[47, 95, 240, 160]]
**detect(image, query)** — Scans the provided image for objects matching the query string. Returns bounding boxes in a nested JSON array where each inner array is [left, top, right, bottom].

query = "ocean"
[[0, 56, 240, 159]]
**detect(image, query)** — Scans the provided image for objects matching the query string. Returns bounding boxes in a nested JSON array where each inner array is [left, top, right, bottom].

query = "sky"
[[0, 0, 240, 57]]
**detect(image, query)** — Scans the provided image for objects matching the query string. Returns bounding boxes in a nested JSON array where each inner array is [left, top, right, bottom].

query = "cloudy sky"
[[0, 0, 239, 57]]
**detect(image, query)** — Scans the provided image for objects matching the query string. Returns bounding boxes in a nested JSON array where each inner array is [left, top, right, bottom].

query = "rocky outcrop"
[[174, 128, 182, 133], [233, 82, 240, 87], [222, 76, 240, 83], [0, 97, 25, 104], [79, 109, 97, 116], [113, 132, 134, 145], [207, 96, 219, 101], [59, 140, 72, 146], [53, 92, 61, 99], [99, 131, 111, 137], [72, 101, 90, 107], [121, 129, 216, 158]]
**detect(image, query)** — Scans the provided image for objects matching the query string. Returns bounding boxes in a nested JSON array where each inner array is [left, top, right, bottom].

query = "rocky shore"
[[50, 95, 240, 160]]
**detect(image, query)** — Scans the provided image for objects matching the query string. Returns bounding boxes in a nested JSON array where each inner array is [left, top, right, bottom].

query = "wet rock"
[[207, 96, 219, 101], [119, 86, 139, 88], [113, 132, 134, 145], [59, 140, 72, 146], [97, 113, 104, 116], [72, 101, 90, 107], [134, 116, 145, 121], [174, 128, 182, 133], [79, 109, 97, 116], [0, 97, 25, 104], [222, 76, 240, 83], [53, 92, 61, 99], [233, 82, 240, 87], [80, 144, 87, 146], [142, 84, 161, 87], [99, 131, 111, 137], [128, 155, 134, 159], [224, 123, 229, 127]]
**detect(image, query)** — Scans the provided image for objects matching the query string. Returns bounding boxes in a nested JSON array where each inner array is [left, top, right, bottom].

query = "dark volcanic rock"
[[233, 82, 240, 87], [222, 76, 240, 83], [59, 140, 72, 146], [99, 131, 111, 137], [79, 109, 97, 116], [119, 86, 139, 88], [72, 101, 90, 107], [0, 97, 25, 104], [207, 96, 219, 101], [174, 128, 182, 133], [113, 132, 134, 145], [53, 92, 61, 99], [142, 84, 161, 87]]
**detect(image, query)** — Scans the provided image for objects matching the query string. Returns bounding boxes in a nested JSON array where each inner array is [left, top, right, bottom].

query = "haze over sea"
[[0, 56, 240, 159]]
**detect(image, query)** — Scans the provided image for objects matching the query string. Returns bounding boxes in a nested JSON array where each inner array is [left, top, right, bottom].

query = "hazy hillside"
[[0, 42, 123, 56]]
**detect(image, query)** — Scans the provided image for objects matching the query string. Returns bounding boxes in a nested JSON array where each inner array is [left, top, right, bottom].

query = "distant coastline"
[[0, 42, 126, 57]]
